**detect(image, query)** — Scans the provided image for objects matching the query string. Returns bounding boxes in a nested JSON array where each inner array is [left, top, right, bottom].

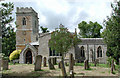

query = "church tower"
[[16, 7, 39, 50]]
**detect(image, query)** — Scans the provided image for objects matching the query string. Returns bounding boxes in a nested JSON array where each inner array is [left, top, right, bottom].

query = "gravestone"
[[94, 59, 99, 66], [112, 59, 115, 70], [111, 59, 115, 73], [43, 57, 47, 67], [48, 58, 55, 69], [69, 53, 74, 73], [111, 63, 113, 73], [34, 55, 42, 71], [58, 61, 61, 69], [2, 60, 8, 70], [84, 60, 89, 70]]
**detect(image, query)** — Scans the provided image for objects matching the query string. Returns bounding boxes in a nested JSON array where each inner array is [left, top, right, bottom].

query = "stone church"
[[16, 7, 107, 64]]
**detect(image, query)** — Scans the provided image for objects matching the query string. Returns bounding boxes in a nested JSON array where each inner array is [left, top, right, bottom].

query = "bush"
[[9, 50, 21, 61], [0, 53, 9, 60]]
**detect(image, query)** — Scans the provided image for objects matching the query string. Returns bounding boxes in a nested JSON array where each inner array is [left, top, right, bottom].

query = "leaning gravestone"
[[84, 60, 89, 70], [69, 53, 74, 73], [43, 57, 47, 67], [34, 55, 42, 71], [2, 60, 8, 70], [48, 58, 55, 69], [111, 61, 114, 74]]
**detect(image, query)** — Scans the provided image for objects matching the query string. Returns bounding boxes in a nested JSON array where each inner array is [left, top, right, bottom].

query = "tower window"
[[24, 38, 25, 43], [22, 17, 26, 25], [35, 20, 36, 28]]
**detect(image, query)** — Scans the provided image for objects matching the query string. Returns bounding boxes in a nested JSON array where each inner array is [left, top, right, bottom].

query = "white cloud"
[[1, 0, 113, 33]]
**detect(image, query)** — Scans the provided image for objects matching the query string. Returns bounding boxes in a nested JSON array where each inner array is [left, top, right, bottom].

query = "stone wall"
[[75, 38, 107, 64], [38, 33, 51, 59]]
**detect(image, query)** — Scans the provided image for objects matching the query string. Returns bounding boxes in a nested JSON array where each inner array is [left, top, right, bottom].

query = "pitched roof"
[[30, 41, 39, 45]]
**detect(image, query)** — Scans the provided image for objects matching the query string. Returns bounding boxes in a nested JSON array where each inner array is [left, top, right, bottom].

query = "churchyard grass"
[[2, 63, 119, 76], [75, 63, 113, 68]]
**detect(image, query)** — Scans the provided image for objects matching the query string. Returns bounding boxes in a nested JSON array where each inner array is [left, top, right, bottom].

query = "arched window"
[[22, 17, 26, 25], [53, 50, 55, 56], [97, 46, 102, 57], [49, 47, 62, 56], [49, 48, 52, 56], [80, 46, 85, 57]]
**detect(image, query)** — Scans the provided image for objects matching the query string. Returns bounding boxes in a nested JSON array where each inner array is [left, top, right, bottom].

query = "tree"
[[49, 26, 80, 76], [0, 2, 16, 57], [102, 1, 120, 64], [78, 21, 103, 38], [40, 26, 49, 33]]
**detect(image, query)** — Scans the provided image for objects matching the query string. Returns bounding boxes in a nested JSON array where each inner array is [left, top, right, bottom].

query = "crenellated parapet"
[[16, 7, 38, 16]]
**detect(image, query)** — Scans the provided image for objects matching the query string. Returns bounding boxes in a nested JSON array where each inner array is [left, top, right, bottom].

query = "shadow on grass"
[[2, 69, 52, 77], [85, 68, 93, 70]]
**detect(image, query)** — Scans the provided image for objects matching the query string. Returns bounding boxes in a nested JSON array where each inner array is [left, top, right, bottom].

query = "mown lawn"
[[1, 62, 119, 77]]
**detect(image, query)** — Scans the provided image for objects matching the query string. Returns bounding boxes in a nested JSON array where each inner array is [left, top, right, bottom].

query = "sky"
[[1, 0, 117, 33]]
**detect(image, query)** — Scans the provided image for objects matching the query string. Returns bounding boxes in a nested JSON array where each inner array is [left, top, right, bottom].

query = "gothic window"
[[22, 17, 26, 25], [60, 53, 62, 56], [49, 48, 52, 56], [97, 46, 102, 57], [49, 47, 62, 56], [80, 46, 85, 57], [53, 50, 55, 56]]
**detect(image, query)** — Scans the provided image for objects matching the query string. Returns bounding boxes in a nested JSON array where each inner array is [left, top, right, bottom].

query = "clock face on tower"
[[22, 31, 26, 35]]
